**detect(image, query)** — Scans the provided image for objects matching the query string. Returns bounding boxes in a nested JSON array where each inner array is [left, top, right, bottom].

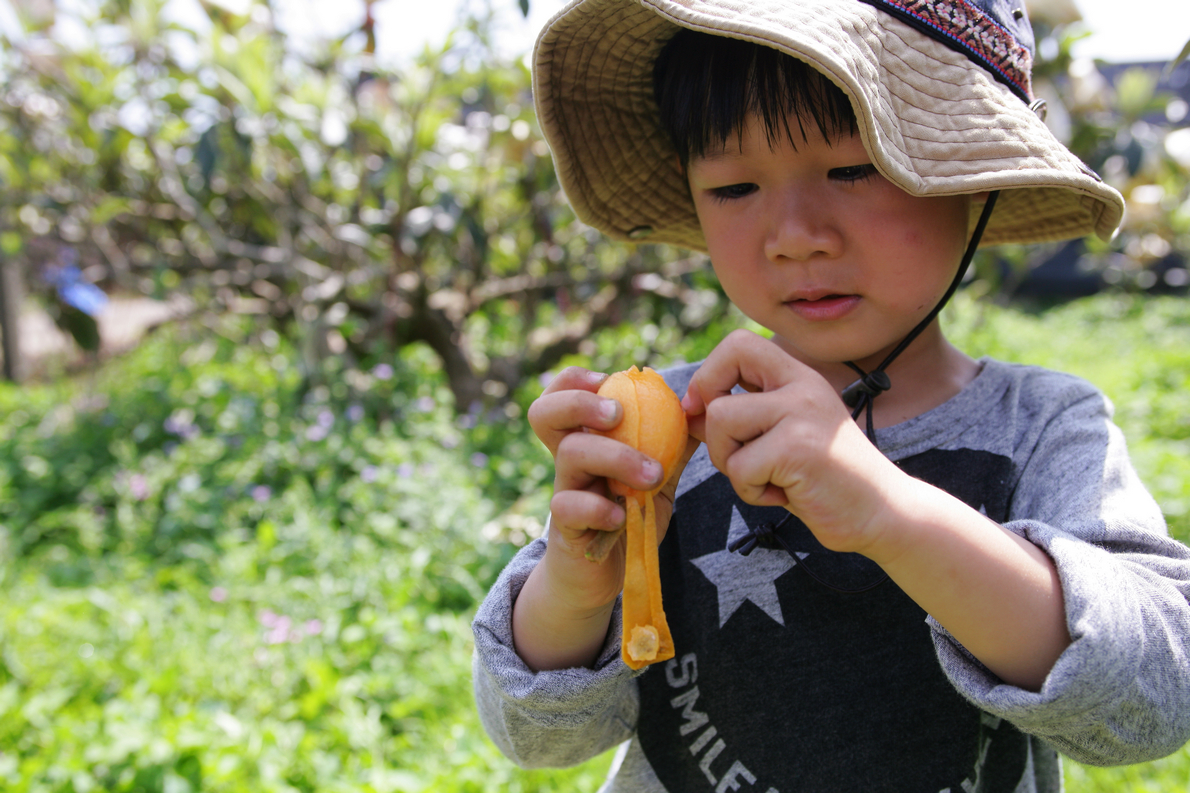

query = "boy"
[[473, 0, 1190, 789]]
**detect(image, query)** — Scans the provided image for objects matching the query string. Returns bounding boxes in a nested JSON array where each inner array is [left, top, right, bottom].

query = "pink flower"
[[209, 586, 228, 603], [129, 473, 149, 501], [265, 615, 292, 645], [259, 609, 281, 627]]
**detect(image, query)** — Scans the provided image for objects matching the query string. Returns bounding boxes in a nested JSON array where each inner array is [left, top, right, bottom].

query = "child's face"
[[686, 115, 973, 372]]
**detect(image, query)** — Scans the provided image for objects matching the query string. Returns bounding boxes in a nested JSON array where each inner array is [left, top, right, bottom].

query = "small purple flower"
[[470, 452, 489, 468], [305, 619, 324, 636], [164, 412, 199, 440], [346, 404, 365, 422], [306, 424, 328, 442], [414, 396, 435, 412], [317, 410, 334, 428], [372, 363, 394, 380], [396, 462, 414, 478], [129, 473, 149, 501], [361, 465, 378, 483], [539, 371, 556, 388], [209, 586, 228, 603], [251, 485, 272, 503]]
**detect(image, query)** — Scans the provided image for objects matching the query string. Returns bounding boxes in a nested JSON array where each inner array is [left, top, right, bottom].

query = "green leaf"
[[0, 232, 22, 256], [256, 519, 276, 552], [90, 196, 133, 225]]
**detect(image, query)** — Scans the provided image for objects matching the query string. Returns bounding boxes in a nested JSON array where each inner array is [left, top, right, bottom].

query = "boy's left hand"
[[681, 329, 900, 559]]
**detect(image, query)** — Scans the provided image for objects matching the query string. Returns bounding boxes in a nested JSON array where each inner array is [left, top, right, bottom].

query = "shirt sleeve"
[[471, 533, 641, 768], [929, 382, 1190, 765]]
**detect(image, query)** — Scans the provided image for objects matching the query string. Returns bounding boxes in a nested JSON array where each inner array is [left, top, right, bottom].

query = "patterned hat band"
[[859, 0, 1035, 102]]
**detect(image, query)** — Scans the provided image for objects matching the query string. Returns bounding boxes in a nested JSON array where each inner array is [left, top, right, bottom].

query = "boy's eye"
[[709, 183, 757, 202], [829, 164, 878, 183]]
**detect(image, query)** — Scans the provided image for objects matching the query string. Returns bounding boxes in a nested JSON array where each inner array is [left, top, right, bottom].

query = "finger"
[[701, 391, 776, 475], [710, 414, 796, 507], [683, 329, 800, 413], [529, 389, 622, 455], [540, 365, 609, 396], [723, 461, 791, 507], [554, 432, 664, 495], [549, 489, 626, 535]]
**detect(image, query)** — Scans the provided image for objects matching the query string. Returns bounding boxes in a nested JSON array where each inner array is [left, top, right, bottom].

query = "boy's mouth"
[[784, 293, 861, 321]]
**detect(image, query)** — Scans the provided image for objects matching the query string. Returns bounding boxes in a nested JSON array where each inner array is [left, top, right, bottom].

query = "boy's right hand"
[[514, 366, 696, 670], [526, 366, 670, 609]]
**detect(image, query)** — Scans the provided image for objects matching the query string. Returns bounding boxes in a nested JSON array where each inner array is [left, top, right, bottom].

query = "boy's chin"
[[768, 335, 897, 372]]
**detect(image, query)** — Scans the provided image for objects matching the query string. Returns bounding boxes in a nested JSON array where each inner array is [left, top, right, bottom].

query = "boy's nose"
[[764, 190, 842, 262]]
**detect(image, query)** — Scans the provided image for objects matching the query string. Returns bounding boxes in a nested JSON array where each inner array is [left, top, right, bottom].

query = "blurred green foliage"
[[968, 21, 1190, 299], [0, 0, 729, 409], [0, 316, 589, 791], [1, 293, 1190, 790]]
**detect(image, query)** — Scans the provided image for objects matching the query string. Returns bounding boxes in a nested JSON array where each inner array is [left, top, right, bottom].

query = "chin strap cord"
[[841, 190, 1001, 446]]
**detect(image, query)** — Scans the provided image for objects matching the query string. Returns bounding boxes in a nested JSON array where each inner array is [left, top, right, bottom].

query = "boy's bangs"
[[653, 29, 858, 165]]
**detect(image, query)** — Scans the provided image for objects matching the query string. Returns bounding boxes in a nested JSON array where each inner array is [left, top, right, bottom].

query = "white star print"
[[690, 506, 798, 628]]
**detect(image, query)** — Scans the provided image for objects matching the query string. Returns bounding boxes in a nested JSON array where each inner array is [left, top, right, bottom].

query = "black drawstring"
[[728, 513, 888, 593], [840, 191, 1000, 446]]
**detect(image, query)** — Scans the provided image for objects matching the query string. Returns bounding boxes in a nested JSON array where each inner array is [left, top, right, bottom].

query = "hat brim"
[[533, 0, 1124, 251]]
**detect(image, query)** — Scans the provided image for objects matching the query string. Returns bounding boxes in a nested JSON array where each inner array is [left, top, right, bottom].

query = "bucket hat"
[[532, 0, 1125, 252]]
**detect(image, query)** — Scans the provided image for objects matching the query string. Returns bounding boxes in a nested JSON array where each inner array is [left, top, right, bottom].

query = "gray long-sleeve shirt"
[[473, 359, 1190, 792]]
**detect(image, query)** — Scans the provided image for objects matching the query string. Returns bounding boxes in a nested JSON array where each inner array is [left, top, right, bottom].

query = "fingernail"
[[611, 504, 626, 527], [600, 398, 618, 422], [588, 371, 609, 385], [642, 459, 662, 484]]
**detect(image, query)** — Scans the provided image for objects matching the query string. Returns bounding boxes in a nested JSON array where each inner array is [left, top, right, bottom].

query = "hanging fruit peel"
[[589, 366, 688, 670]]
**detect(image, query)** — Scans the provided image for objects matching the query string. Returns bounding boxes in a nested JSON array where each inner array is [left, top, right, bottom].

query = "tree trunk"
[[0, 259, 24, 383]]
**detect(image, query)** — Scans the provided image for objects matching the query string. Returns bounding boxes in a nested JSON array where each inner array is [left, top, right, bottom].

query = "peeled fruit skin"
[[590, 366, 687, 670]]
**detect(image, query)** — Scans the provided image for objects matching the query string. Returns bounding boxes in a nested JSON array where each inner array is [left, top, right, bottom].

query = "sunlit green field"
[[1, 291, 1188, 791]]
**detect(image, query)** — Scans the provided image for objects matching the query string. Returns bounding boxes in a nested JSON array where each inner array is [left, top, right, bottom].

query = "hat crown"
[[857, 0, 1036, 101]]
